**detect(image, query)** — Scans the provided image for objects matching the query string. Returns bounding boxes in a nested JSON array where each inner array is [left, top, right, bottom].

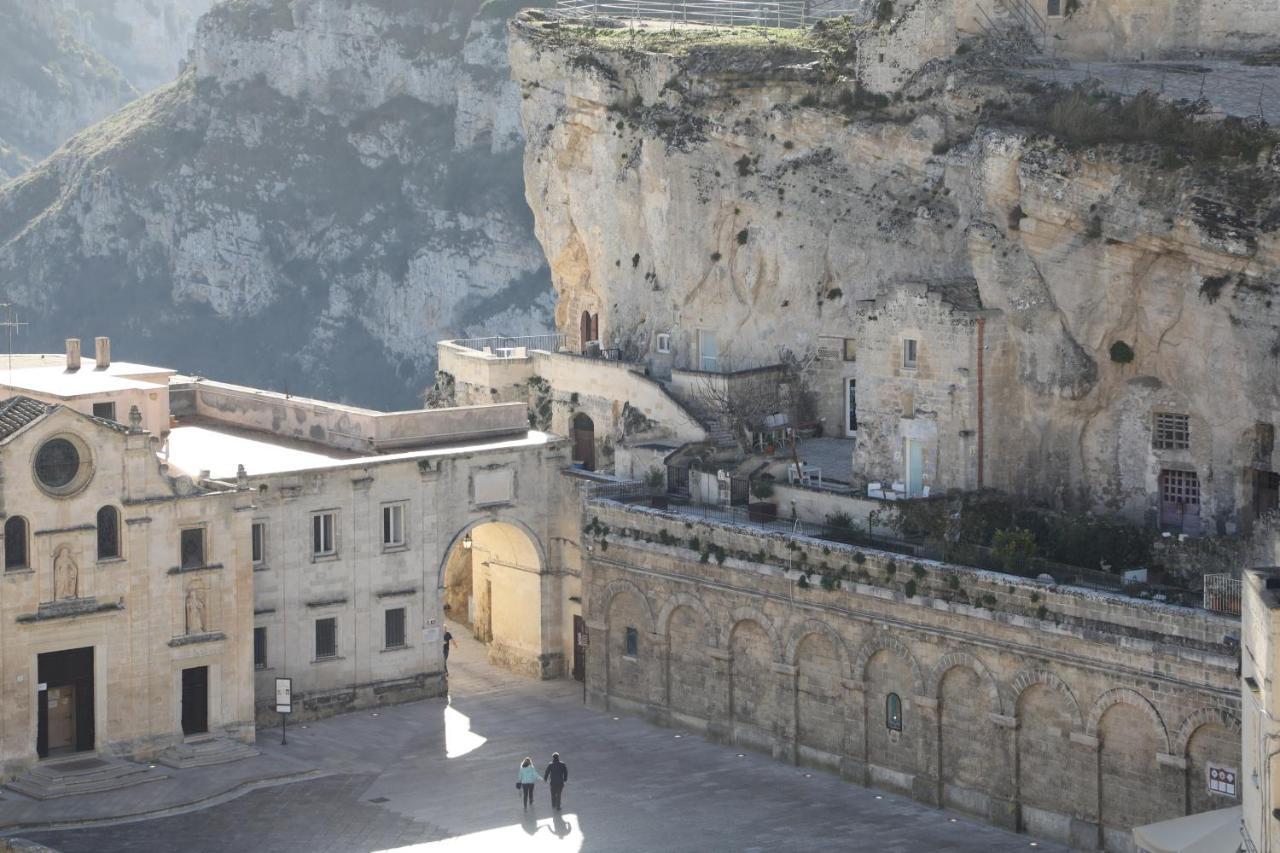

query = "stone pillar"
[[706, 648, 733, 744], [840, 678, 868, 784], [1157, 751, 1190, 816], [911, 695, 942, 807], [646, 631, 670, 726], [987, 713, 1020, 830], [584, 619, 608, 711], [1068, 731, 1102, 850], [772, 662, 799, 765]]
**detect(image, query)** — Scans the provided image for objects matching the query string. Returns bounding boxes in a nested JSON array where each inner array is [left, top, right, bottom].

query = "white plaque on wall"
[[473, 468, 514, 505]]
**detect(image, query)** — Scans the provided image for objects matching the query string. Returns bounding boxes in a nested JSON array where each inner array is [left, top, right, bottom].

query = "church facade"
[[0, 396, 256, 778]]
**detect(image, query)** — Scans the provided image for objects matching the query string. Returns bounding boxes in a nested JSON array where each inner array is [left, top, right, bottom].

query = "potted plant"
[[748, 476, 777, 522], [644, 467, 668, 509]]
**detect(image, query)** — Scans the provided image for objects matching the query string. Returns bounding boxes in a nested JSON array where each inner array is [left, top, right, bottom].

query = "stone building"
[[162, 375, 580, 719], [1242, 568, 1280, 852], [0, 336, 583, 784], [810, 282, 1007, 495], [581, 499, 1242, 851], [0, 392, 255, 781]]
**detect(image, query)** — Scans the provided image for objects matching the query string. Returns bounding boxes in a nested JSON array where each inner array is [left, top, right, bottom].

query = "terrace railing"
[[449, 334, 566, 355], [554, 0, 863, 28], [1203, 573, 1242, 616]]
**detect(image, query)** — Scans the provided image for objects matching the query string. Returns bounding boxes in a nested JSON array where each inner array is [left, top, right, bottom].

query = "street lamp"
[[462, 532, 472, 551]]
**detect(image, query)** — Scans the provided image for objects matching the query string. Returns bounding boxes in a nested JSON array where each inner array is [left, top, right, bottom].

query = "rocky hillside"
[[0, 0, 137, 180], [509, 12, 1280, 526], [0, 0, 552, 408]]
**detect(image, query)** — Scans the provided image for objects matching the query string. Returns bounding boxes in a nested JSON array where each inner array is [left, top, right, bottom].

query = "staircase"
[[156, 736, 259, 770], [6, 755, 166, 800], [664, 387, 740, 453]]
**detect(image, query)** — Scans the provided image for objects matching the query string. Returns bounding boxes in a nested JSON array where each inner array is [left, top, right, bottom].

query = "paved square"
[[22, 635, 1066, 852]]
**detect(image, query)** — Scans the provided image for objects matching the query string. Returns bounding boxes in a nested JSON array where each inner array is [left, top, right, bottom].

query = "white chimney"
[[95, 336, 110, 370], [65, 338, 81, 371]]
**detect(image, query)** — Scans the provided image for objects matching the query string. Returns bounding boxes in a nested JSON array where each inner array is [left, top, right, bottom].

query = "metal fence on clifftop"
[[554, 0, 862, 28]]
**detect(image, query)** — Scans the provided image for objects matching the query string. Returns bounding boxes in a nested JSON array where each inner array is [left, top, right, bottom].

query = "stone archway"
[[438, 519, 553, 679]]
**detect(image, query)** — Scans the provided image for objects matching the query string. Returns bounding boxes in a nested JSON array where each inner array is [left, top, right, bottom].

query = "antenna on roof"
[[0, 304, 28, 384]]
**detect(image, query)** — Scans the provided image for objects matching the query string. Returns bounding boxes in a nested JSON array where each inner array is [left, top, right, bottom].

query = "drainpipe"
[[976, 318, 986, 490]]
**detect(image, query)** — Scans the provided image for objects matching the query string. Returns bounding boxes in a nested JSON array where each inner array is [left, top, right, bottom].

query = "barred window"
[[1153, 413, 1190, 450], [254, 626, 267, 670], [315, 617, 337, 659], [385, 608, 406, 649], [1161, 469, 1201, 507], [180, 528, 205, 569]]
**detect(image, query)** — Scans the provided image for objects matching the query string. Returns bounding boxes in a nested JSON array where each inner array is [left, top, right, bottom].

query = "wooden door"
[[46, 686, 76, 754], [573, 615, 586, 682]]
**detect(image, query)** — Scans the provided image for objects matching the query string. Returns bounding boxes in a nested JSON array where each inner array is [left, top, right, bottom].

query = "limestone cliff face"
[[0, 0, 552, 408], [0, 0, 137, 180], [510, 14, 1280, 529]]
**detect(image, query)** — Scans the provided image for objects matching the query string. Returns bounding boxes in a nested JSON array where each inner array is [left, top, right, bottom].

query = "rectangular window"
[[180, 528, 205, 569], [1154, 412, 1191, 450], [902, 338, 918, 370], [843, 338, 856, 361], [624, 626, 639, 658], [382, 503, 405, 549], [384, 608, 406, 649], [656, 333, 671, 354], [1046, 0, 1061, 15], [315, 617, 337, 660], [312, 512, 336, 557], [251, 521, 266, 566], [254, 626, 267, 670], [1161, 469, 1201, 507], [92, 401, 117, 422]]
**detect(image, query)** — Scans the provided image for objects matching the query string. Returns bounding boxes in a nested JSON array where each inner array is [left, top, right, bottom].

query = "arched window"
[[886, 692, 903, 731], [97, 506, 120, 560], [4, 516, 28, 570]]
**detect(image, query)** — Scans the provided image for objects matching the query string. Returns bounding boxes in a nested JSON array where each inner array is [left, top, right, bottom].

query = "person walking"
[[543, 752, 569, 810], [517, 757, 539, 810], [442, 625, 457, 672]]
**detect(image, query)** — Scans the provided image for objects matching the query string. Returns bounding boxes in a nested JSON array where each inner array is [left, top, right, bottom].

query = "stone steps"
[[7, 756, 166, 800], [156, 736, 259, 770]]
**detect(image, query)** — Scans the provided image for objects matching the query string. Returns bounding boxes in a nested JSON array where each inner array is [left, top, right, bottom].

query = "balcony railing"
[[449, 334, 566, 356], [554, 0, 863, 28], [1203, 573, 1242, 616]]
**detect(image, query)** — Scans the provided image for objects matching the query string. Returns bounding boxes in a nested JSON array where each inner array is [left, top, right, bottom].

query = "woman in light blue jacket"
[[517, 756, 539, 809]]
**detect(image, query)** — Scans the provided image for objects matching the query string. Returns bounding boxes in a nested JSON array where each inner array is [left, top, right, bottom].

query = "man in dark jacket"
[[543, 753, 568, 810]]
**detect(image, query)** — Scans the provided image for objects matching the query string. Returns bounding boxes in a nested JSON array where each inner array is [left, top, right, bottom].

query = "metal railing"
[[449, 334, 566, 355], [1204, 573, 1242, 616], [554, 0, 863, 28]]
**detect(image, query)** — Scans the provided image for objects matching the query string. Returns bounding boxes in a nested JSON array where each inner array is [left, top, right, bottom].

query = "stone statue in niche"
[[185, 583, 207, 634], [53, 547, 78, 600]]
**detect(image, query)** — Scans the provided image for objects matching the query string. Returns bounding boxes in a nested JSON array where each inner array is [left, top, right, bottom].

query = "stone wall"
[[581, 499, 1241, 851]]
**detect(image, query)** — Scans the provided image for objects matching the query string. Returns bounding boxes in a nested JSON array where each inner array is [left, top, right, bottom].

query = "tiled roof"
[[0, 396, 50, 441]]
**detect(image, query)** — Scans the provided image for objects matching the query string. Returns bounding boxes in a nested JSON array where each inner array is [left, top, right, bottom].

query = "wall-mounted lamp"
[[462, 532, 473, 551]]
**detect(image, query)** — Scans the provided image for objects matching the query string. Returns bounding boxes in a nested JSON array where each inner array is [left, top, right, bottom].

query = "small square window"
[[251, 521, 266, 566], [902, 338, 918, 370], [312, 512, 337, 557], [254, 626, 267, 670], [656, 333, 671, 354], [1153, 412, 1190, 450], [385, 608, 406, 649], [382, 503, 405, 549], [92, 401, 117, 422], [315, 617, 337, 659], [180, 528, 205, 569], [624, 626, 639, 657], [843, 338, 856, 361]]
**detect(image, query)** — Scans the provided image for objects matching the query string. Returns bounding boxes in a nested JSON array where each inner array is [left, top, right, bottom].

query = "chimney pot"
[[95, 336, 111, 370], [65, 339, 81, 371]]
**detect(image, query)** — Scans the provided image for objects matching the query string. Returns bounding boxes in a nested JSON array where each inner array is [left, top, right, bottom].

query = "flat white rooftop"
[[166, 422, 554, 480], [0, 356, 175, 398]]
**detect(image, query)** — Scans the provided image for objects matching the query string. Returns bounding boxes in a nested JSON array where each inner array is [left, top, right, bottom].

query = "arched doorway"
[[438, 520, 550, 678], [572, 413, 596, 471], [579, 310, 599, 350]]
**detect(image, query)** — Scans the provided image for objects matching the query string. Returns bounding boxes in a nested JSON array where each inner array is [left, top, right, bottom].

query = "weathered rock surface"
[[0, 0, 137, 181], [510, 13, 1280, 528], [0, 0, 552, 408]]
